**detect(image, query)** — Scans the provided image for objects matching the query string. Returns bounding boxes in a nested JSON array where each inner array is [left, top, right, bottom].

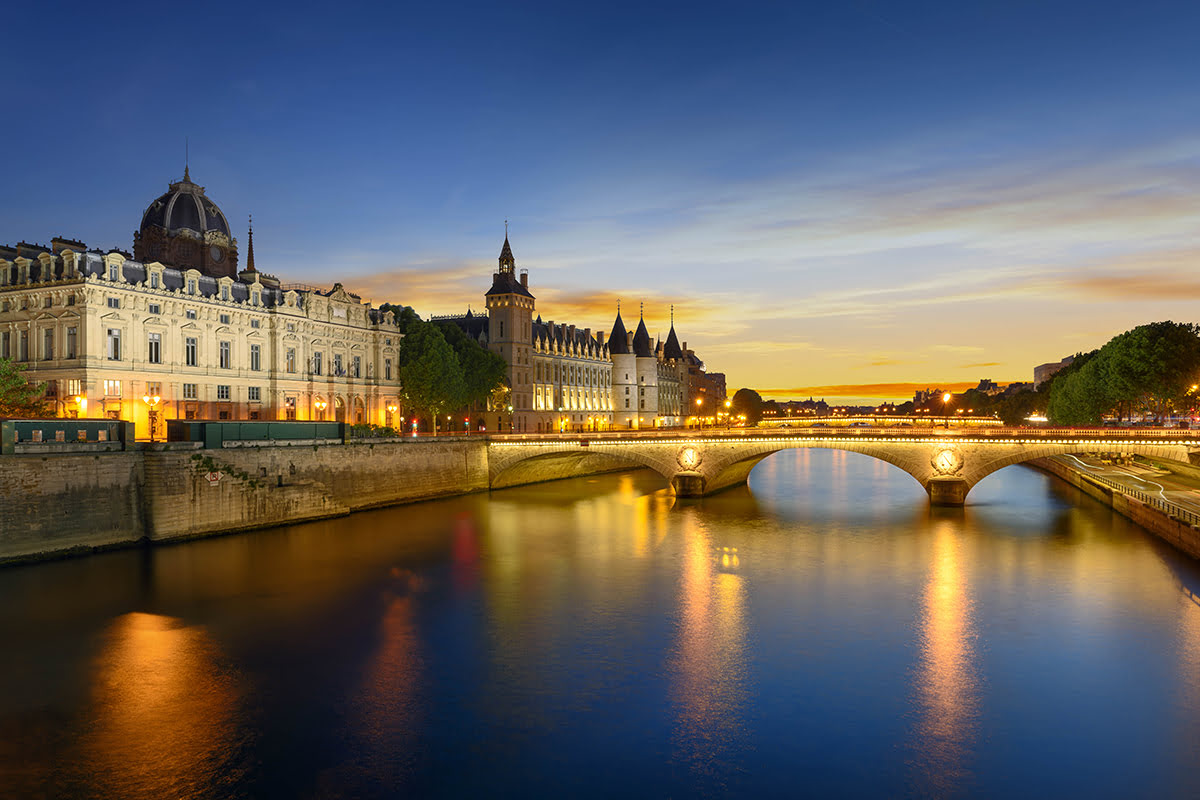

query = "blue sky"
[[5, 1, 1200, 401]]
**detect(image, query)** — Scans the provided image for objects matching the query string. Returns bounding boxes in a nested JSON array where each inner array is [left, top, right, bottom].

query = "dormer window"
[[107, 264, 118, 281], [149, 272, 160, 289], [221, 285, 230, 301], [187, 279, 197, 295]]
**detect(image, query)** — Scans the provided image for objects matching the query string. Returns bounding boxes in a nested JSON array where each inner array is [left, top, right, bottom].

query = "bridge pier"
[[671, 472, 707, 498], [926, 477, 969, 506]]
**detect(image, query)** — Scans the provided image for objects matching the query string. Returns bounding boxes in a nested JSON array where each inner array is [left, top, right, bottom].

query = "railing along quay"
[[492, 426, 1200, 442], [1080, 469, 1200, 528]]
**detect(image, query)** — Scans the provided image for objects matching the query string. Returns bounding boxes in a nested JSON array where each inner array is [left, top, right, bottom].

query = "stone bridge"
[[486, 428, 1200, 505]]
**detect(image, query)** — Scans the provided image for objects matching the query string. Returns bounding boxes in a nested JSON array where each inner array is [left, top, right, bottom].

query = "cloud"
[[958, 361, 1002, 369], [759, 381, 1001, 401]]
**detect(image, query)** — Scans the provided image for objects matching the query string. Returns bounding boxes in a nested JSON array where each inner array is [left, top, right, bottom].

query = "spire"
[[184, 136, 189, 182], [245, 214, 256, 272], [609, 304, 630, 355], [498, 225, 515, 274], [632, 315, 653, 357], [664, 305, 683, 361]]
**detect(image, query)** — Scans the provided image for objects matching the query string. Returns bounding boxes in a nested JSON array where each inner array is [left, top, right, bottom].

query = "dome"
[[139, 167, 231, 239]]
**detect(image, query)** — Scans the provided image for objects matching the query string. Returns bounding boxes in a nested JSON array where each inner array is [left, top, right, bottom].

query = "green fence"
[[166, 420, 346, 449], [1, 419, 134, 454]]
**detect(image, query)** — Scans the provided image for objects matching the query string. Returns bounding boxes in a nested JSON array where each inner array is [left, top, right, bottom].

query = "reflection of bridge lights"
[[720, 546, 740, 569]]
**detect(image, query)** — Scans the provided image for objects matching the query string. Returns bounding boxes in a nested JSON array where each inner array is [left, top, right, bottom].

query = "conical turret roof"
[[609, 311, 630, 354], [663, 324, 683, 360], [632, 316, 653, 357]]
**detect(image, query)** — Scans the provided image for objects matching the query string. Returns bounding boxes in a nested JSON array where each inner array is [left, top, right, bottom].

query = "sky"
[[4, 0, 1200, 403]]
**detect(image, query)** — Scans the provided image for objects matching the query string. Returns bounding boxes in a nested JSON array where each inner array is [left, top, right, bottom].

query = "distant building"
[[442, 236, 713, 431], [1034, 356, 1074, 386], [0, 169, 402, 434]]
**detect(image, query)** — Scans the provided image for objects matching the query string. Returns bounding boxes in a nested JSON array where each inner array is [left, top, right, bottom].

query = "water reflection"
[[668, 510, 749, 784], [910, 519, 978, 795], [79, 612, 246, 800]]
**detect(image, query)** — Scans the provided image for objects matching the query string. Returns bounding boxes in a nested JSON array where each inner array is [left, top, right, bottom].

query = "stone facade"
[[0, 175, 404, 436]]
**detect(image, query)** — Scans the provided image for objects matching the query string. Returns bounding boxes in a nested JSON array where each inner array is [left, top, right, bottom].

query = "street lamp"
[[141, 394, 161, 442], [695, 397, 704, 429], [942, 392, 951, 429], [725, 399, 732, 429], [386, 403, 398, 428], [314, 398, 327, 420]]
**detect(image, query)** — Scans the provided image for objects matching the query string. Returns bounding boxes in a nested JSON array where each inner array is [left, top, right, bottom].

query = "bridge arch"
[[486, 434, 1200, 506]]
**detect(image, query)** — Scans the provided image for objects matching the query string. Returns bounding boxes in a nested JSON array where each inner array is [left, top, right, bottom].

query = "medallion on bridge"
[[931, 445, 964, 476], [678, 446, 702, 470]]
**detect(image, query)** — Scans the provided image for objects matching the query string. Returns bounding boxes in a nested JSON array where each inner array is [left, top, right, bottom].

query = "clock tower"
[[484, 233, 535, 431]]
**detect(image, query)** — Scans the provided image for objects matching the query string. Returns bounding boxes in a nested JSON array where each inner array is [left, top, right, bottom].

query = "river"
[[1, 451, 1199, 798]]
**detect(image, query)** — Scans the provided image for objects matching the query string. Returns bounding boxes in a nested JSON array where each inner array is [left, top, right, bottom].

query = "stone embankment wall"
[[0, 452, 144, 561], [0, 437, 492, 564], [1031, 457, 1200, 560]]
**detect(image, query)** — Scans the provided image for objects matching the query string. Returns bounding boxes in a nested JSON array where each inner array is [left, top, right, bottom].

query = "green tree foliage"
[[379, 303, 421, 334], [397, 322, 465, 433], [434, 320, 508, 409], [1047, 322, 1200, 425], [731, 388, 764, 425], [0, 358, 48, 417]]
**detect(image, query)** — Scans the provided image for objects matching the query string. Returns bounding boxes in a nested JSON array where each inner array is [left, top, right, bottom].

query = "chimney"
[[596, 331, 606, 346], [568, 324, 575, 340], [520, 269, 528, 287], [682, 341, 688, 352], [627, 331, 634, 347]]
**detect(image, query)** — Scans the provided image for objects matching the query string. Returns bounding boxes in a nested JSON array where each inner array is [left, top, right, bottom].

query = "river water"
[[2, 451, 1200, 798]]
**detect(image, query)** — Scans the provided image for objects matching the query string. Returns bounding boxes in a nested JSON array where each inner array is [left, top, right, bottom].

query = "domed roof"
[[139, 167, 231, 238]]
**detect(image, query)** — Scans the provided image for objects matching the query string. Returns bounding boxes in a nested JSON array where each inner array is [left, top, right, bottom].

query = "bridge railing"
[[1082, 470, 1200, 528], [490, 426, 1200, 442]]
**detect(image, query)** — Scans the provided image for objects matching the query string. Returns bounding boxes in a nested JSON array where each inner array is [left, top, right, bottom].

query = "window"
[[1, 331, 9, 359], [499, 320, 504, 337], [107, 297, 120, 309], [385, 358, 392, 381], [248, 386, 261, 402], [286, 348, 296, 373], [148, 303, 161, 315], [186, 309, 197, 320], [251, 291, 260, 306], [251, 318, 260, 329], [1, 301, 7, 312], [217, 385, 231, 401], [625, 399, 630, 408], [150, 272, 160, 289], [67, 295, 75, 306], [104, 380, 121, 396], [220, 285, 230, 301], [42, 329, 53, 360], [313, 352, 322, 375], [333, 354, 343, 376], [352, 355, 361, 378], [219, 341, 231, 369], [17, 331, 27, 361], [65, 379, 81, 397], [43, 296, 52, 308], [147, 332, 161, 364], [187, 279, 196, 295], [287, 323, 295, 332], [220, 313, 230, 324], [185, 336, 198, 367], [107, 264, 118, 281], [65, 327, 76, 359], [106, 329, 121, 360], [183, 383, 198, 400], [250, 343, 261, 371]]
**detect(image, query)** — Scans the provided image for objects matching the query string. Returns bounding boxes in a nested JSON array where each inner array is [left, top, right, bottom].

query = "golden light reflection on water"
[[80, 612, 245, 800], [910, 519, 978, 795], [669, 512, 749, 780]]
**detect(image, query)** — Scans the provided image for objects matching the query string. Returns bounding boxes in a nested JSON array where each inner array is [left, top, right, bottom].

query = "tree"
[[379, 303, 421, 334], [1046, 322, 1200, 425], [434, 320, 508, 410], [731, 388, 764, 425], [397, 322, 465, 433], [0, 358, 49, 418]]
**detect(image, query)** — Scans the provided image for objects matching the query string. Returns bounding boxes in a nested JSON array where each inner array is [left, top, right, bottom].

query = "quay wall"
[[1030, 457, 1200, 560], [0, 437, 493, 563], [0, 452, 145, 561]]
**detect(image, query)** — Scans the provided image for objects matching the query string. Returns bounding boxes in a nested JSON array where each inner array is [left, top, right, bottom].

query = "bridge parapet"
[[486, 430, 1199, 505]]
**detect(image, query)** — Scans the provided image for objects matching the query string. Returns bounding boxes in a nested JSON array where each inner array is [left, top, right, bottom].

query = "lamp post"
[[141, 394, 161, 442], [386, 403, 398, 429], [314, 398, 327, 421], [942, 392, 951, 429], [725, 399, 732, 429], [695, 397, 704, 429]]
